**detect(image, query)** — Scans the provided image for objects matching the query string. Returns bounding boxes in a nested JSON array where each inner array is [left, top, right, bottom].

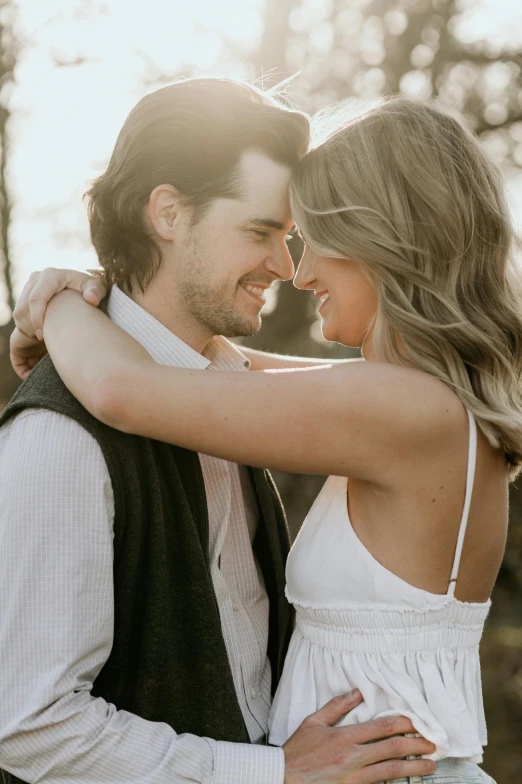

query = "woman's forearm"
[[44, 291, 153, 418], [41, 291, 434, 482], [81, 355, 435, 481], [240, 345, 362, 371]]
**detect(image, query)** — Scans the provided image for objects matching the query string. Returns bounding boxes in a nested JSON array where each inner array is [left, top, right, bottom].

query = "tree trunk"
[[0, 107, 14, 315], [254, 0, 299, 81], [0, 3, 17, 319]]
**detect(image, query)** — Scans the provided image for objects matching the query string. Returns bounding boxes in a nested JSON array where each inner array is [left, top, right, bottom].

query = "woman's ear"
[[147, 184, 184, 241]]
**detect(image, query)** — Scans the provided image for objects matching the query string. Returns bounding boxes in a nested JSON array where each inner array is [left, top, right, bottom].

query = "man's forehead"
[[238, 150, 292, 194]]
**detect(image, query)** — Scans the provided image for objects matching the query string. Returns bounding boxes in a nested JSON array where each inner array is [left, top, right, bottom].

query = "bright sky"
[[0, 0, 263, 321], [1, 0, 522, 323]]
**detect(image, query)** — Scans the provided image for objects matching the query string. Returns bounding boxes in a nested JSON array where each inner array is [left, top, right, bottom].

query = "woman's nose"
[[294, 247, 316, 290]]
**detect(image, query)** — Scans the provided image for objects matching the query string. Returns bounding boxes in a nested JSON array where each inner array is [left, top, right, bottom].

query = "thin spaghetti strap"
[[448, 408, 478, 596]]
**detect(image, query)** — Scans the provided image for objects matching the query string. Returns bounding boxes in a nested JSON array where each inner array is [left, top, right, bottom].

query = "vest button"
[[232, 603, 239, 612], [251, 688, 257, 700]]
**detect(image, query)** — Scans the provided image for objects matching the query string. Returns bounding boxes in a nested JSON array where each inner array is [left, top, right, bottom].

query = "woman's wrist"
[[44, 290, 154, 430]]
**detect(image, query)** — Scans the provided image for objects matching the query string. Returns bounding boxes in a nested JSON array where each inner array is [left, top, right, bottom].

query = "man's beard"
[[180, 277, 262, 338], [178, 235, 262, 338]]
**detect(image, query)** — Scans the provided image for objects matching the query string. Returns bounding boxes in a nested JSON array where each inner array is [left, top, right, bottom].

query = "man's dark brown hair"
[[86, 77, 310, 293]]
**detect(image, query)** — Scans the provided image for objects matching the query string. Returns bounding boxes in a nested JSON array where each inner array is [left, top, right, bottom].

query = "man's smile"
[[239, 282, 269, 306]]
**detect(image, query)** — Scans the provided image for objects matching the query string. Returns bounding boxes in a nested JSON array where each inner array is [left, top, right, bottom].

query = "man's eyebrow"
[[245, 217, 290, 232]]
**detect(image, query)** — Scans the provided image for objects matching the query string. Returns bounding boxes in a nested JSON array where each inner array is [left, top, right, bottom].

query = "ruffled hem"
[[268, 628, 487, 762]]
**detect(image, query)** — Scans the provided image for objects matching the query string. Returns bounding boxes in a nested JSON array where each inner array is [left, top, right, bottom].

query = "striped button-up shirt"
[[0, 285, 285, 784]]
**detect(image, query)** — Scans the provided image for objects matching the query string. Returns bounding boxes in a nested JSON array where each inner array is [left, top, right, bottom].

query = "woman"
[[13, 97, 520, 783]]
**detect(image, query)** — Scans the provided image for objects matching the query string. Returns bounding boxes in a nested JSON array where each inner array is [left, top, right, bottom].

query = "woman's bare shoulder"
[[333, 360, 466, 437]]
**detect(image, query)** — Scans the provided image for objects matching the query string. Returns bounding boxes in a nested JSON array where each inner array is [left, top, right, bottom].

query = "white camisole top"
[[269, 409, 490, 762]]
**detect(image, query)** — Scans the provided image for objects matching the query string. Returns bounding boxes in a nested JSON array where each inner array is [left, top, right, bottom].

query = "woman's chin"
[[321, 319, 365, 349], [320, 318, 349, 345], [319, 322, 336, 343]]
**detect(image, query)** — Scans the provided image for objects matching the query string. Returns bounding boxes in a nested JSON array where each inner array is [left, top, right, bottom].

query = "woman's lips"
[[318, 294, 331, 314]]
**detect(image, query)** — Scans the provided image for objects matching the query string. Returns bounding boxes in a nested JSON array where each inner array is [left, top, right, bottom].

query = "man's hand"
[[283, 691, 436, 784], [10, 268, 107, 379]]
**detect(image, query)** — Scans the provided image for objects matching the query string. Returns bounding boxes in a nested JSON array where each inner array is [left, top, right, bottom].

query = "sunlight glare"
[[4, 0, 522, 321], [4, 0, 263, 311]]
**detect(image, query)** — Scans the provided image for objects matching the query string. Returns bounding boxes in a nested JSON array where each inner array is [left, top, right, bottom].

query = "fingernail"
[[36, 330, 43, 341], [348, 689, 362, 699]]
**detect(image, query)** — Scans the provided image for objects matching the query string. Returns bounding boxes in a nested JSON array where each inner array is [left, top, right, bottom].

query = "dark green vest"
[[0, 357, 294, 783]]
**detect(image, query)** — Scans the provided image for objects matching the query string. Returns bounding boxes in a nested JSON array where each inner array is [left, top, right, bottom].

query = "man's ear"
[[147, 184, 185, 241]]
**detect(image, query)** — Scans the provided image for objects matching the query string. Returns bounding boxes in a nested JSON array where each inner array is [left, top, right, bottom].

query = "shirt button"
[[232, 603, 239, 612], [251, 688, 257, 700]]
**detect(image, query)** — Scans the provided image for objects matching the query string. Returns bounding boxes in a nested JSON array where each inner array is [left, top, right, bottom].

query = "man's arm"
[[0, 409, 284, 784]]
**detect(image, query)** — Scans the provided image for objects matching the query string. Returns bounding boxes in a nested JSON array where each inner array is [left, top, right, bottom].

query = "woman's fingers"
[[83, 269, 108, 305], [28, 269, 102, 338], [13, 271, 41, 337], [13, 268, 105, 340], [10, 327, 48, 380]]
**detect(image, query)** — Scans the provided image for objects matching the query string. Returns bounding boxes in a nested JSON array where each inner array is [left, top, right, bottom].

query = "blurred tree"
[[256, 0, 300, 79], [0, 0, 21, 406], [285, 0, 522, 164], [0, 0, 107, 401], [0, 0, 17, 317]]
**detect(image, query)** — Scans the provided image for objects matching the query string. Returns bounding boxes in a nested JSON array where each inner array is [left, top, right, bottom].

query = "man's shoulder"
[[1, 405, 91, 437], [0, 355, 83, 426], [0, 405, 109, 470], [0, 357, 121, 453], [0, 406, 113, 520], [0, 357, 114, 477], [0, 406, 115, 532], [1, 405, 70, 433]]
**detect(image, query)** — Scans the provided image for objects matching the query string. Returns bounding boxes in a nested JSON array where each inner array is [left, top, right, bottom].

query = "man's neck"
[[128, 282, 214, 354]]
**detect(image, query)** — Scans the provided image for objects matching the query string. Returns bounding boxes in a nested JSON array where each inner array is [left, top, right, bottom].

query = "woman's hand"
[[10, 327, 49, 380], [14, 268, 107, 338], [11, 268, 108, 379]]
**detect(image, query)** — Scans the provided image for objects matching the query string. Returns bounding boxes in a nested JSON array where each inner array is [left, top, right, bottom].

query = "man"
[[0, 77, 434, 784]]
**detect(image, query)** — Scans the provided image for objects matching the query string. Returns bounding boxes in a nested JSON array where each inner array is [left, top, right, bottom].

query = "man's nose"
[[266, 241, 296, 282]]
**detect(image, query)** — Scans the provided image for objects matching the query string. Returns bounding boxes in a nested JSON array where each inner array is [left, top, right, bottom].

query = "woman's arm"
[[11, 268, 360, 376], [44, 292, 456, 481], [239, 346, 362, 371]]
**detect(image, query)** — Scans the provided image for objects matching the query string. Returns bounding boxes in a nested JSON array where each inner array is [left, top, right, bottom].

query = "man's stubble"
[[177, 232, 262, 339]]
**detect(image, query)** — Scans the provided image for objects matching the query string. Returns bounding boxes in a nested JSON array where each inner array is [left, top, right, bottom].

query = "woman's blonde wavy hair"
[[291, 96, 522, 478]]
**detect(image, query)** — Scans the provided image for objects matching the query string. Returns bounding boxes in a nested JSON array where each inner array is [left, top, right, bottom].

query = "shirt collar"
[[107, 284, 250, 372]]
